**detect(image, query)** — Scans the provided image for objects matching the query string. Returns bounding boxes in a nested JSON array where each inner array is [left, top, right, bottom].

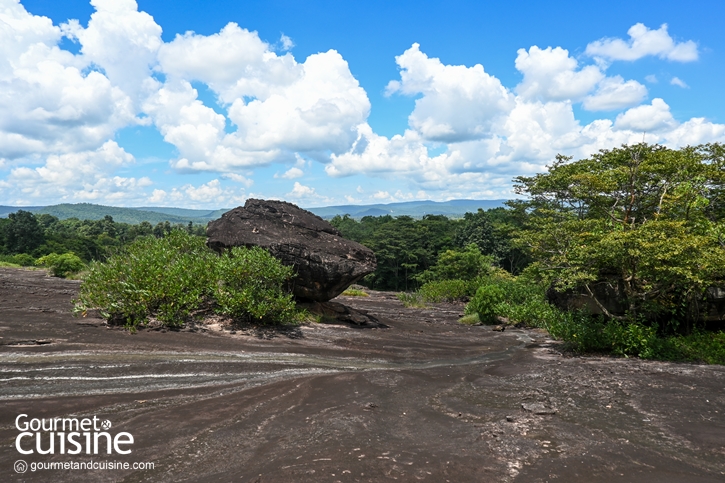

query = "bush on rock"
[[74, 231, 300, 328]]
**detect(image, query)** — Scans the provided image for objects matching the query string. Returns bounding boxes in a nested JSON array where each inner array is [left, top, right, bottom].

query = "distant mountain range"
[[307, 199, 507, 218], [0, 203, 226, 225], [0, 199, 508, 224]]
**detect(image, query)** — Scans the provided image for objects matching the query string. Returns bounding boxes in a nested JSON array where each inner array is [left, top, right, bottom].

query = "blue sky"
[[1, 0, 724, 208]]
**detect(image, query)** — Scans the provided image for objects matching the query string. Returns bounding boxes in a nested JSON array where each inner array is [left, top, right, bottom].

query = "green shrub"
[[546, 313, 610, 353], [76, 232, 213, 326], [416, 243, 493, 284], [458, 272, 724, 364], [459, 273, 584, 330], [603, 320, 658, 358], [397, 291, 425, 308], [0, 254, 33, 267], [35, 252, 85, 278], [466, 283, 505, 324], [419, 279, 471, 302], [10, 253, 36, 266], [652, 331, 725, 364], [458, 313, 481, 325], [214, 246, 297, 324], [74, 231, 300, 328], [342, 288, 369, 297]]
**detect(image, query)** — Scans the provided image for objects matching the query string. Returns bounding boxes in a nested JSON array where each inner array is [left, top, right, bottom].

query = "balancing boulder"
[[206, 199, 377, 302]]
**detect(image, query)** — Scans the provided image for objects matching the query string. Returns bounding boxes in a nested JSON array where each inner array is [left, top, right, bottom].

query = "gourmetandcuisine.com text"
[[25, 460, 154, 472]]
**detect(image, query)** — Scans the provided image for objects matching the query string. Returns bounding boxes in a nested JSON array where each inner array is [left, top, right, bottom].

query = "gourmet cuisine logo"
[[15, 414, 134, 455]]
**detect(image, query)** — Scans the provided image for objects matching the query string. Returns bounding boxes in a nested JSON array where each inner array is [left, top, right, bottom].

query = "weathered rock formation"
[[546, 278, 628, 317], [207, 199, 377, 302], [296, 300, 386, 328], [548, 279, 725, 324]]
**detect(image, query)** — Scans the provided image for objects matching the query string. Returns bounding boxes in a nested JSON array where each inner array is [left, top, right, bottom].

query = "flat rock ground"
[[0, 268, 723, 483]]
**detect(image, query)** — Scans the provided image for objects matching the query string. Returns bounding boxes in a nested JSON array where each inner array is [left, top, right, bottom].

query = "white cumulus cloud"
[[275, 167, 304, 179], [286, 181, 328, 201], [0, 0, 138, 160], [0, 140, 148, 203], [386, 43, 513, 142], [582, 76, 648, 111], [330, 38, 724, 198], [586, 23, 698, 62], [515, 46, 604, 102], [614, 98, 677, 132], [151, 25, 370, 172], [222, 172, 254, 187], [150, 179, 246, 207], [69, 0, 162, 100]]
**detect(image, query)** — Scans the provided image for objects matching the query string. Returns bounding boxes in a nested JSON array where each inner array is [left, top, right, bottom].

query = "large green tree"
[[454, 207, 529, 273], [514, 143, 725, 328], [1, 210, 45, 254]]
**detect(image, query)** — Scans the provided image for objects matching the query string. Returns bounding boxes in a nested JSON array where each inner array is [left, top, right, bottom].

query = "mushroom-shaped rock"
[[206, 199, 377, 302]]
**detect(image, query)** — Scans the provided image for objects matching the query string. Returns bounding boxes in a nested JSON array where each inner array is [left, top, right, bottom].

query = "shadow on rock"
[[297, 300, 389, 329]]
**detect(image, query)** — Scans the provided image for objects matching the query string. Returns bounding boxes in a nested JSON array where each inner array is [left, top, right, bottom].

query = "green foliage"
[[454, 209, 496, 255], [342, 288, 369, 297], [458, 313, 481, 325], [458, 273, 709, 360], [76, 231, 214, 326], [332, 214, 461, 291], [396, 291, 426, 308], [654, 331, 725, 364], [466, 283, 505, 324], [35, 252, 85, 278], [454, 208, 529, 273], [1, 210, 45, 254], [74, 231, 299, 328], [495, 280, 565, 328], [0, 209, 207, 266], [416, 244, 492, 283], [545, 314, 609, 352], [331, 210, 522, 292], [603, 320, 658, 358], [418, 279, 472, 303], [0, 253, 36, 266], [213, 246, 297, 324], [546, 314, 720, 361], [457, 275, 661, 358], [513, 143, 725, 330], [546, 313, 657, 357]]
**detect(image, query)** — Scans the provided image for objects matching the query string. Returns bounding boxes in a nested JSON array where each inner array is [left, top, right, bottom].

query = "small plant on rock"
[[465, 283, 505, 324]]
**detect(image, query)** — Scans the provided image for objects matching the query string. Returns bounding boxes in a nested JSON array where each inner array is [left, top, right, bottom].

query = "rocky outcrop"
[[546, 278, 628, 317], [296, 300, 386, 328], [548, 280, 725, 324], [705, 286, 725, 322], [206, 199, 377, 302]]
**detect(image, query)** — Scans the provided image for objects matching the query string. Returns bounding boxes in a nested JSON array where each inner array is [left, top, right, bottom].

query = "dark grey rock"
[[296, 300, 386, 328], [206, 199, 377, 302], [548, 279, 725, 323], [546, 277, 628, 317], [521, 402, 557, 415]]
